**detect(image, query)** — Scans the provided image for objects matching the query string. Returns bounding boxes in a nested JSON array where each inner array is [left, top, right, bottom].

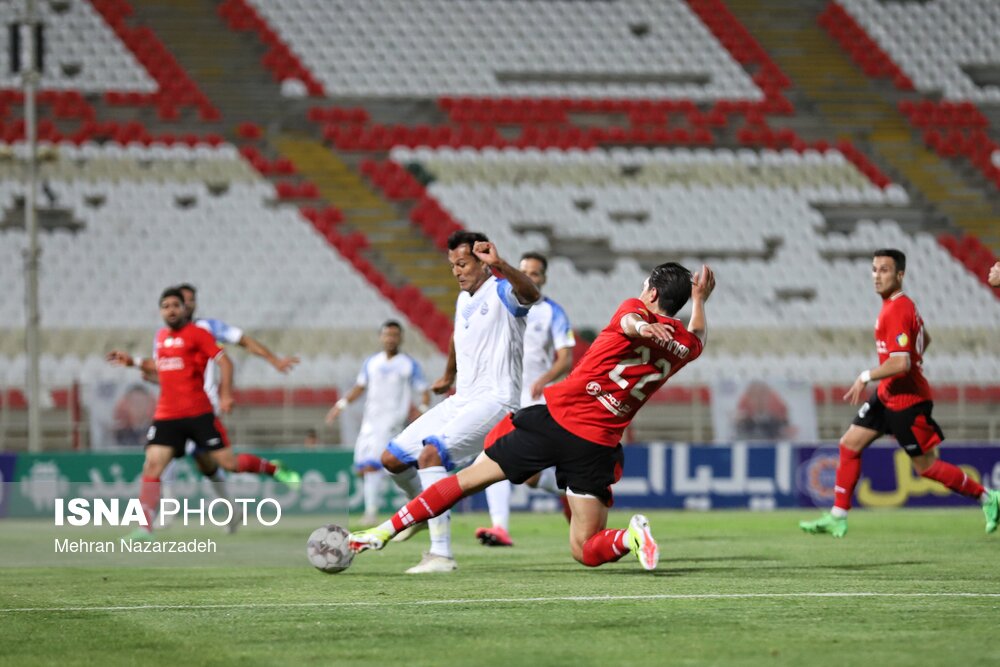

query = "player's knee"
[[380, 450, 408, 473], [417, 445, 442, 468], [568, 539, 586, 564], [142, 456, 167, 477]]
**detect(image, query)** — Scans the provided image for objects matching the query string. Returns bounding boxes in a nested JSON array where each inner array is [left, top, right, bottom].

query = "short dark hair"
[[380, 320, 403, 332], [520, 251, 548, 273], [873, 248, 906, 272], [176, 283, 197, 296], [447, 230, 489, 256], [648, 262, 693, 316], [159, 287, 185, 305]]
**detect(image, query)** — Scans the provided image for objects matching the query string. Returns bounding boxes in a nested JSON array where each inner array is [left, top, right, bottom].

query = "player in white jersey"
[[379, 231, 540, 573], [325, 320, 430, 524], [477, 252, 575, 546]]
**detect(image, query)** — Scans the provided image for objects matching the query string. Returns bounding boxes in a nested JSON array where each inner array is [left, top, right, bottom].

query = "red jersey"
[[544, 298, 704, 446], [152, 322, 223, 420], [874, 291, 932, 410]]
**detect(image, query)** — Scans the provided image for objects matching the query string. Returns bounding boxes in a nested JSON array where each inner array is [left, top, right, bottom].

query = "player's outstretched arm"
[[989, 261, 1000, 288], [239, 334, 299, 373], [325, 385, 365, 424], [687, 265, 715, 344], [216, 352, 235, 414], [843, 354, 911, 405], [107, 350, 158, 382], [473, 241, 541, 305]]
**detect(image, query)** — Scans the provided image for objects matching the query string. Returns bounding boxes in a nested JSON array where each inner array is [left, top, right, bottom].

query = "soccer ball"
[[306, 524, 355, 574]]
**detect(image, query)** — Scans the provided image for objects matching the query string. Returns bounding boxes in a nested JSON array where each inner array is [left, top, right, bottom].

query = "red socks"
[[834, 444, 862, 512], [921, 459, 985, 499], [139, 475, 160, 531], [236, 453, 277, 476], [581, 529, 629, 567], [390, 476, 464, 532]]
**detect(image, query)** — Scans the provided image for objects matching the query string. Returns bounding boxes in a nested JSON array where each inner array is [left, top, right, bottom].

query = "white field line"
[[2, 592, 1000, 614]]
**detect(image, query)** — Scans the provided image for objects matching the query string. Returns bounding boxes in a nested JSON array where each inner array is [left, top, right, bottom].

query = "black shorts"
[[852, 394, 944, 457], [484, 404, 624, 506], [147, 413, 226, 459]]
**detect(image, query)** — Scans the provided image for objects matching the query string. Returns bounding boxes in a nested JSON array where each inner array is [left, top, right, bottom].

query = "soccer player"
[[377, 231, 540, 573], [350, 262, 715, 571], [476, 251, 575, 547], [325, 320, 431, 525], [800, 249, 1000, 538], [989, 261, 1000, 288]]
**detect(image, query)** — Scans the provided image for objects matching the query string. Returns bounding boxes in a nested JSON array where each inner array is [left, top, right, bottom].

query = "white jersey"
[[356, 351, 428, 432], [453, 274, 534, 410], [195, 318, 242, 411], [521, 296, 574, 407]]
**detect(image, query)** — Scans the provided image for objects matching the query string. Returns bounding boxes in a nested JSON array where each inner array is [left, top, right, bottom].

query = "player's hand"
[[692, 265, 716, 302], [472, 241, 501, 267], [272, 356, 300, 373], [324, 406, 341, 425], [530, 378, 547, 400], [218, 393, 235, 414], [638, 321, 675, 347], [989, 261, 1000, 288], [843, 377, 868, 405], [106, 350, 133, 367], [431, 375, 454, 395]]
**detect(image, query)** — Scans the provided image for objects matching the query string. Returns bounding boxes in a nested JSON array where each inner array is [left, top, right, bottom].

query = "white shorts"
[[385, 395, 508, 471], [354, 420, 401, 470]]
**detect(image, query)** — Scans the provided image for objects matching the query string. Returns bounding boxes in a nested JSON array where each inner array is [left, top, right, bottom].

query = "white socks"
[[830, 506, 848, 518], [418, 466, 451, 558], [362, 470, 385, 519], [388, 465, 422, 500], [485, 480, 511, 530]]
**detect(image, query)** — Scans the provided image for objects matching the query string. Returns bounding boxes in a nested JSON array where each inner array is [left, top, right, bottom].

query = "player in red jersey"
[[110, 288, 295, 539], [800, 249, 1000, 537], [348, 262, 715, 571]]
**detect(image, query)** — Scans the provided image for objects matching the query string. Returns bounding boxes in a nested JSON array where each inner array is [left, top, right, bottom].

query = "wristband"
[[635, 321, 650, 336], [334, 398, 348, 410], [859, 370, 871, 383]]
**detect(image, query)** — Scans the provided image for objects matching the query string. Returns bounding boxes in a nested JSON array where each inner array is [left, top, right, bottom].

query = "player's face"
[[380, 326, 402, 354], [639, 278, 657, 310], [872, 256, 903, 297], [519, 258, 547, 289], [448, 244, 489, 293], [180, 289, 196, 318], [159, 296, 186, 329]]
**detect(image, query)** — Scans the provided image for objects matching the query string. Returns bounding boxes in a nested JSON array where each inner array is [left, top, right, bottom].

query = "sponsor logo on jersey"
[[586, 381, 602, 396], [157, 357, 185, 371], [162, 337, 186, 348], [896, 333, 908, 347], [480, 301, 489, 316]]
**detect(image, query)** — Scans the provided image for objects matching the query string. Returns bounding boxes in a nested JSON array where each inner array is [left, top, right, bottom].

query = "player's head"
[[519, 251, 548, 289], [159, 287, 187, 329], [379, 320, 403, 354], [872, 248, 905, 297], [642, 262, 693, 316], [447, 230, 491, 294], [176, 282, 197, 317]]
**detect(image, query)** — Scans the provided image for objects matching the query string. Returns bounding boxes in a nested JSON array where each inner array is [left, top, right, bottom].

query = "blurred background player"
[[800, 249, 999, 538], [989, 262, 1000, 288], [477, 251, 575, 547], [350, 263, 715, 572], [325, 320, 430, 525], [377, 231, 540, 573]]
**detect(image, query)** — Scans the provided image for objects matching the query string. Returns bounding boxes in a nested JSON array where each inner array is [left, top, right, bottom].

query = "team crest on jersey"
[[480, 302, 489, 316], [162, 337, 185, 348], [896, 333, 908, 347]]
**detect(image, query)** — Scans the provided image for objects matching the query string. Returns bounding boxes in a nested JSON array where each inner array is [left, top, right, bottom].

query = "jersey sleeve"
[[496, 279, 534, 317], [409, 357, 429, 392], [195, 327, 225, 360], [884, 301, 916, 356], [356, 356, 373, 387], [610, 298, 653, 330], [548, 299, 576, 350], [199, 318, 244, 345]]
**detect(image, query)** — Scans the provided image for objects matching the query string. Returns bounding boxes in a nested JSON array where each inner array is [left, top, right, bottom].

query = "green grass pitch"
[[2, 510, 999, 667]]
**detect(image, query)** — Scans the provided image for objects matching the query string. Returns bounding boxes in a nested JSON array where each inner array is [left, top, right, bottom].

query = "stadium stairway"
[[127, 0, 287, 126], [726, 0, 999, 248], [270, 133, 457, 316]]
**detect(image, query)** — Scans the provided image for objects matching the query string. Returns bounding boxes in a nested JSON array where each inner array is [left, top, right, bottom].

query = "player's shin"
[[236, 453, 277, 475], [920, 459, 985, 499], [387, 465, 422, 499], [362, 470, 385, 522], [418, 466, 452, 557], [833, 444, 862, 516], [485, 480, 512, 531], [138, 476, 160, 533], [581, 529, 629, 567], [385, 475, 465, 536]]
